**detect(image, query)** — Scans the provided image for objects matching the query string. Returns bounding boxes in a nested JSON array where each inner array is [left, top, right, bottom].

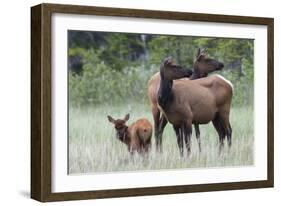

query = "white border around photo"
[[51, 13, 267, 193]]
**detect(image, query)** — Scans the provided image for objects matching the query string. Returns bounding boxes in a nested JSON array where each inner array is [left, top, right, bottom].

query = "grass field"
[[68, 102, 254, 174]]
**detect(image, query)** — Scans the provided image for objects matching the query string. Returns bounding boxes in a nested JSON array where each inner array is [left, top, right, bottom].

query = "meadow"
[[68, 102, 254, 174], [68, 31, 254, 174]]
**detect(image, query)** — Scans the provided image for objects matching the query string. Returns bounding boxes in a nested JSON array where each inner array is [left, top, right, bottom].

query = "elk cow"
[[107, 114, 153, 154], [157, 57, 232, 157], [148, 49, 224, 152]]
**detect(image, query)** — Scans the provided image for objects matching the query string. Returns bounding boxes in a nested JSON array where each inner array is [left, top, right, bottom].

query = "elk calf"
[[107, 114, 153, 154]]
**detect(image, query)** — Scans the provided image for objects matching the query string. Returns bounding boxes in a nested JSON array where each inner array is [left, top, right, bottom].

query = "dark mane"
[[158, 66, 173, 109]]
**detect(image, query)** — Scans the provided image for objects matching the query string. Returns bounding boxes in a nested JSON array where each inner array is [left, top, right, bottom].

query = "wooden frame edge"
[[31, 3, 274, 202], [267, 19, 274, 187], [31, 4, 43, 201], [31, 4, 53, 202], [42, 180, 272, 202]]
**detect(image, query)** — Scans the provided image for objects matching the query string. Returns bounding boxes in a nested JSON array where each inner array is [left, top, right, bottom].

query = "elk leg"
[[212, 115, 226, 154], [194, 124, 201, 153], [183, 123, 192, 157], [179, 127, 185, 157], [221, 117, 232, 148], [227, 123, 232, 148], [152, 106, 161, 151], [143, 138, 152, 153], [173, 125, 183, 157], [218, 111, 232, 149], [157, 114, 168, 150], [218, 118, 226, 153], [217, 103, 232, 149]]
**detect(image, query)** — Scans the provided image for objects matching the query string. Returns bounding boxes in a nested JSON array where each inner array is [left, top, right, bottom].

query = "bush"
[[69, 48, 253, 108], [69, 49, 158, 107]]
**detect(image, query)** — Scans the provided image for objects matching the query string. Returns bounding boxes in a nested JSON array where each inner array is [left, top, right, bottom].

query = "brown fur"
[[156, 57, 232, 156], [108, 114, 153, 154], [160, 76, 232, 125], [148, 49, 224, 152]]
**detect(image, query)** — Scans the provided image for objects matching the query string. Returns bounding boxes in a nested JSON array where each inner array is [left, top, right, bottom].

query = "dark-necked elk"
[[156, 57, 232, 157], [107, 114, 153, 154], [147, 49, 224, 152]]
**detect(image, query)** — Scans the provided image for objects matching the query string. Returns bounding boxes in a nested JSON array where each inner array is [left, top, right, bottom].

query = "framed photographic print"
[[31, 3, 274, 202]]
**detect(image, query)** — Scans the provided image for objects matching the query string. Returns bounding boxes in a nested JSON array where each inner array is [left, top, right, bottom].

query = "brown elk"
[[107, 114, 153, 154], [157, 57, 232, 156], [147, 49, 224, 152]]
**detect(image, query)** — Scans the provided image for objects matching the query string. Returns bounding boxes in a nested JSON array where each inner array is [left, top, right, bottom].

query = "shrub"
[[69, 49, 158, 107], [69, 48, 253, 108]]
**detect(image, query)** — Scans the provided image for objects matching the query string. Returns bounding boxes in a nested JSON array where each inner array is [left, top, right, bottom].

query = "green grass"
[[68, 103, 254, 174]]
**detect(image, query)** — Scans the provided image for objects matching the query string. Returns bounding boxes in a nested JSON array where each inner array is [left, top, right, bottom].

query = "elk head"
[[192, 48, 224, 79], [107, 114, 130, 144], [160, 57, 193, 81]]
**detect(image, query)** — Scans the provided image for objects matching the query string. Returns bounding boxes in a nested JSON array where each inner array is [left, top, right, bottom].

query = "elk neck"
[[158, 71, 173, 109], [190, 68, 204, 80]]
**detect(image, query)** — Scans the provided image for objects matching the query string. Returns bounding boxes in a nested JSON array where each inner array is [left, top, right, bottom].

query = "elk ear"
[[201, 48, 208, 56], [196, 48, 201, 58], [196, 48, 205, 61], [124, 113, 130, 122], [197, 54, 203, 62], [163, 57, 173, 67], [107, 115, 115, 124], [197, 49, 207, 61]]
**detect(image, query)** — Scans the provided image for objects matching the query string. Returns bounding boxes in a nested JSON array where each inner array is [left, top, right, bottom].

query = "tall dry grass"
[[68, 103, 253, 174]]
